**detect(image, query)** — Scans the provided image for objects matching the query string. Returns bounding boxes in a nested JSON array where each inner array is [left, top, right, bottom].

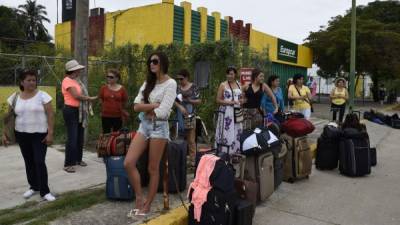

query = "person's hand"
[[152, 103, 160, 109], [42, 133, 53, 146], [234, 100, 241, 106], [146, 110, 156, 119], [2, 134, 10, 147], [180, 107, 189, 117]]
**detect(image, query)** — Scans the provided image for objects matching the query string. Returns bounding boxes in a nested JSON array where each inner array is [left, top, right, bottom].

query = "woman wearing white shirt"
[[1, 70, 56, 201], [124, 52, 177, 217]]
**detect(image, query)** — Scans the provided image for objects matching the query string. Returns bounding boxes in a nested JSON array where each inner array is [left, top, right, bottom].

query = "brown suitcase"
[[281, 134, 312, 183], [235, 178, 258, 209], [244, 152, 274, 202]]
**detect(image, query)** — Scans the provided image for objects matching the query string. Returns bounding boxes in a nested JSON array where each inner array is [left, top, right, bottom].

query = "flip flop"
[[135, 210, 148, 217]]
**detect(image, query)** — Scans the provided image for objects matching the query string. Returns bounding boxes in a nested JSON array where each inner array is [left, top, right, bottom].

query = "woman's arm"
[[42, 102, 54, 145], [67, 87, 97, 101], [153, 81, 178, 119], [263, 84, 278, 112], [133, 102, 159, 112], [344, 88, 349, 100], [174, 101, 188, 116]]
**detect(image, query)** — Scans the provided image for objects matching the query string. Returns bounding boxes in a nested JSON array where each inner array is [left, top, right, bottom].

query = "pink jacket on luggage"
[[187, 154, 219, 222]]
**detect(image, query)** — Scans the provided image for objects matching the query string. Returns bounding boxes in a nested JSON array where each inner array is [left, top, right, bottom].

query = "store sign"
[[277, 39, 298, 63], [240, 68, 253, 85]]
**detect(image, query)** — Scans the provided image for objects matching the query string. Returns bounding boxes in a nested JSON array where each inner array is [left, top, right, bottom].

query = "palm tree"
[[17, 0, 51, 41]]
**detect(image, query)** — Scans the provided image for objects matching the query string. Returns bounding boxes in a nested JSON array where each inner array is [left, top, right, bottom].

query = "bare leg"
[[139, 138, 167, 214], [124, 133, 148, 210]]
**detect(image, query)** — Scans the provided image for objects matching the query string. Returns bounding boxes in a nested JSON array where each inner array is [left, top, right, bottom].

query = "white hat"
[[65, 59, 85, 72]]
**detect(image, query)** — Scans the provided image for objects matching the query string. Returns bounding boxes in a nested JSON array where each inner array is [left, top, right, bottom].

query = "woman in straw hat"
[[62, 59, 97, 173], [330, 77, 348, 123]]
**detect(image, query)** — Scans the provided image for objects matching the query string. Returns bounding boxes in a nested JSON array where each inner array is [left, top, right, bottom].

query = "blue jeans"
[[15, 131, 50, 197], [63, 106, 84, 167]]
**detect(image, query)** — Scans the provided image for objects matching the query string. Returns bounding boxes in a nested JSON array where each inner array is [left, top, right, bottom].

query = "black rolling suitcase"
[[232, 199, 254, 225], [339, 128, 371, 177], [316, 125, 342, 170], [158, 139, 188, 193], [370, 147, 377, 166]]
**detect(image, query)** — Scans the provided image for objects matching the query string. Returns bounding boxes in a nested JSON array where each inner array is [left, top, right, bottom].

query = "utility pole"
[[74, 0, 89, 144], [74, 0, 89, 88], [349, 0, 356, 111]]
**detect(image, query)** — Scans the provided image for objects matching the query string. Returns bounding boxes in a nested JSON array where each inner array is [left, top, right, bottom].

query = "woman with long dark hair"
[[124, 52, 177, 217], [241, 69, 278, 130]]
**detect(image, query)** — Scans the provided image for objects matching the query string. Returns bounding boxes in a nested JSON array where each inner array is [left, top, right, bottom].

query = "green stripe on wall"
[[220, 19, 228, 39], [207, 16, 215, 41], [173, 6, 184, 43], [191, 10, 201, 43]]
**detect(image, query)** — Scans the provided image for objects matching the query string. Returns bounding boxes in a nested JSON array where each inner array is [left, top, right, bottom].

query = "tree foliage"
[[305, 0, 400, 97], [17, 0, 51, 41]]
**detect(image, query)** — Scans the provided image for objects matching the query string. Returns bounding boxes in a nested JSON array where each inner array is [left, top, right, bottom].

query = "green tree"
[[305, 0, 400, 100], [17, 0, 51, 41]]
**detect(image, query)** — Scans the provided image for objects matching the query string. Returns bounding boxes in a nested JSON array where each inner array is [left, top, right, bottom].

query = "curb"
[[140, 205, 188, 225]]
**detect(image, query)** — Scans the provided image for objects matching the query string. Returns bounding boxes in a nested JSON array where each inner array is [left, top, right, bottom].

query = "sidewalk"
[[1, 107, 399, 224], [0, 145, 105, 210]]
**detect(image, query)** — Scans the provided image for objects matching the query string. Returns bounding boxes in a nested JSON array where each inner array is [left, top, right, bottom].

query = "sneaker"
[[43, 193, 56, 202], [23, 189, 37, 199], [78, 161, 87, 167]]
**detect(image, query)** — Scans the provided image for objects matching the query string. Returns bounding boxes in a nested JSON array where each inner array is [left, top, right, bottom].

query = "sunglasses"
[[176, 78, 184, 81], [106, 76, 115, 79], [149, 59, 159, 65]]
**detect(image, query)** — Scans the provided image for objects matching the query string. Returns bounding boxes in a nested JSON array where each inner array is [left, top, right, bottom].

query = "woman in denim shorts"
[[124, 52, 177, 217]]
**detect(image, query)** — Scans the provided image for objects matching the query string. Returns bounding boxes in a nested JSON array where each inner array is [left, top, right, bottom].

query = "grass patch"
[[0, 188, 106, 225]]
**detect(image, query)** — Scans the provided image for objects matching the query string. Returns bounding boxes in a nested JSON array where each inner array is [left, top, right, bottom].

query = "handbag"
[[281, 118, 315, 137], [184, 114, 196, 130], [96, 130, 136, 157], [294, 86, 314, 112], [2, 92, 19, 145], [228, 81, 244, 123]]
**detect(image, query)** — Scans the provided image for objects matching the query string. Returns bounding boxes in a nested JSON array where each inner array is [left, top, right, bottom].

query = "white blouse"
[[134, 79, 177, 120], [7, 91, 52, 133]]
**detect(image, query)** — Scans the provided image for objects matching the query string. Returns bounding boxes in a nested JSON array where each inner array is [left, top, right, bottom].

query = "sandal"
[[127, 209, 139, 218], [63, 166, 75, 173]]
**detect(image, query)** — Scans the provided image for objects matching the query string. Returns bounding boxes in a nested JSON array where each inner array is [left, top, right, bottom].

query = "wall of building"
[[103, 2, 174, 48], [55, 21, 72, 52], [249, 29, 313, 68]]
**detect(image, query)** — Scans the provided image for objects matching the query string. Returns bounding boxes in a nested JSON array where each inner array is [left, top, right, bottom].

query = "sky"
[[1, 0, 376, 44]]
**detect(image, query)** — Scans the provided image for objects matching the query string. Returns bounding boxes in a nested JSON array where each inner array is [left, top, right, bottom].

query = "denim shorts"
[[138, 119, 170, 140]]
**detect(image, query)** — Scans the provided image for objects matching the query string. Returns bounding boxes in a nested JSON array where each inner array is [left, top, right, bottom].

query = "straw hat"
[[65, 60, 85, 72]]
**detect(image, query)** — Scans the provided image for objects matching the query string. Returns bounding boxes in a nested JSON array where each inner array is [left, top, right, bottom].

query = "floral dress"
[[215, 82, 243, 154]]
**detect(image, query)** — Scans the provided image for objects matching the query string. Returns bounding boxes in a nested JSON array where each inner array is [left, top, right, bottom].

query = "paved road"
[[253, 119, 400, 225]]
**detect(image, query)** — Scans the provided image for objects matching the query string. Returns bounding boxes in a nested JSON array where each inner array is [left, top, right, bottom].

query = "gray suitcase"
[[281, 134, 312, 183], [244, 152, 274, 202]]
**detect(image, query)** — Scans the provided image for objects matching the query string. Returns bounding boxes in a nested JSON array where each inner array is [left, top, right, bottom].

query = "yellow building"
[[55, 0, 312, 82]]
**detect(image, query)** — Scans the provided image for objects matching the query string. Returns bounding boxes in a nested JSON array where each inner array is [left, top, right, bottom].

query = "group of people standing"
[[1, 51, 350, 216]]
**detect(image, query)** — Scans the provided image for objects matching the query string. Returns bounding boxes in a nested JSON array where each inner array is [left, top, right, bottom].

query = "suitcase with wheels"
[[315, 124, 341, 170], [233, 199, 254, 225], [339, 128, 371, 177], [105, 156, 134, 200], [370, 147, 377, 166], [281, 134, 312, 183], [244, 152, 274, 202], [158, 139, 188, 193]]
